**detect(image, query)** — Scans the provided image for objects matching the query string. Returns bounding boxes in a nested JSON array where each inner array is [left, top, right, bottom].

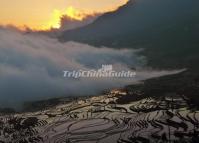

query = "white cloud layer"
[[0, 27, 182, 108]]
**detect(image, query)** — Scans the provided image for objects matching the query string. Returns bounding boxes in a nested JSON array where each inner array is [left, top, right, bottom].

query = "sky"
[[0, 0, 129, 30]]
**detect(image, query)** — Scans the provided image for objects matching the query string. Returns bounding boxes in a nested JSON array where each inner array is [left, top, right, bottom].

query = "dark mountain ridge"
[[60, 0, 199, 69]]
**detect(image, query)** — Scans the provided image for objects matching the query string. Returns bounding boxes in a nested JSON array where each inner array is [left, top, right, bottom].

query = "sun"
[[43, 6, 91, 30], [50, 10, 62, 29], [40, 10, 62, 30]]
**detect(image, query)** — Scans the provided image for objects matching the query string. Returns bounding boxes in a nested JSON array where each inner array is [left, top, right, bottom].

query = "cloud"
[[0, 27, 182, 109], [59, 14, 99, 31]]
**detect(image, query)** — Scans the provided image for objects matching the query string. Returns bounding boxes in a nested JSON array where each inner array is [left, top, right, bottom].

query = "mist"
[[0, 27, 183, 109]]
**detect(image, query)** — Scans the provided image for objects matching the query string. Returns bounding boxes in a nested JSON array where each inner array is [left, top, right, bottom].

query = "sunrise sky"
[[0, 0, 128, 30]]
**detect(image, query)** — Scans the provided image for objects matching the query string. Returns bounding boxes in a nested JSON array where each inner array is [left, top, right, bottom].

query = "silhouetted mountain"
[[60, 0, 199, 69]]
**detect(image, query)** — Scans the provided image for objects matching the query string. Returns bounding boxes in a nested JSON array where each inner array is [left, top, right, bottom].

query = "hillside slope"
[[60, 0, 199, 69]]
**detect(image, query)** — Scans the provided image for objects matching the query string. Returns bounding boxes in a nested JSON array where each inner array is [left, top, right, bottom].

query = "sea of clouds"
[[0, 27, 183, 109]]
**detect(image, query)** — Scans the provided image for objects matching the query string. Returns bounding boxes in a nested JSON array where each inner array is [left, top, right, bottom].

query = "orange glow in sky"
[[0, 0, 129, 31], [46, 7, 97, 30]]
